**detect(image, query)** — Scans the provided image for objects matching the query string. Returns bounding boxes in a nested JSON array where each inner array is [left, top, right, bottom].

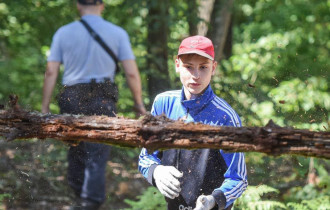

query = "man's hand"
[[194, 195, 216, 210], [153, 165, 183, 199], [133, 103, 146, 117], [41, 106, 50, 114]]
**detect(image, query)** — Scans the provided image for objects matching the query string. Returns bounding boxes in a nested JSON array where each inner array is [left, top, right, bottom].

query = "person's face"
[[175, 54, 217, 100]]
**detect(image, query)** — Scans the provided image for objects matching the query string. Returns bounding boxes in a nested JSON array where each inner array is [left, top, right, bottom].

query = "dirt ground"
[[0, 139, 149, 210]]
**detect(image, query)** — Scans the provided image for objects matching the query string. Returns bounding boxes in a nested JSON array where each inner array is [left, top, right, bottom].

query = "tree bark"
[[146, 0, 170, 102], [207, 0, 234, 61], [1, 109, 329, 159], [193, 0, 234, 61], [222, 17, 233, 59], [186, 0, 199, 35], [196, 0, 215, 36]]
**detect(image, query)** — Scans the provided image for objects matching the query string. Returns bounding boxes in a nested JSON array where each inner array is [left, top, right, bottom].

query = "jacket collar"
[[181, 85, 214, 114], [81, 14, 103, 20]]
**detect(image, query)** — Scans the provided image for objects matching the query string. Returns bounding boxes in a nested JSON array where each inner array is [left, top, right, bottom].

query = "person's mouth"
[[189, 83, 201, 87]]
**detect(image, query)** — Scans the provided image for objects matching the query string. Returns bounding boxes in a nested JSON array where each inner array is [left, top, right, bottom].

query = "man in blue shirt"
[[42, 0, 145, 209], [138, 36, 248, 210]]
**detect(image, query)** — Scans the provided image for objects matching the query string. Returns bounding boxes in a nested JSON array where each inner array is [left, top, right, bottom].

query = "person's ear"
[[211, 61, 217, 76], [175, 58, 180, 73]]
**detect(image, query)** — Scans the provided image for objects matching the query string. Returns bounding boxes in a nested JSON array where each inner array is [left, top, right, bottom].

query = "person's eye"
[[185, 65, 193, 70], [200, 66, 207, 70]]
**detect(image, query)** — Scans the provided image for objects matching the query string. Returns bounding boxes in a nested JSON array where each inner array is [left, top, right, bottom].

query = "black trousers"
[[58, 82, 117, 203]]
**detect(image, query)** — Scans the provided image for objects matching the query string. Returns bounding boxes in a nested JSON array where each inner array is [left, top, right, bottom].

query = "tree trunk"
[[186, 0, 199, 35], [196, 0, 215, 36], [146, 0, 170, 102], [1, 109, 329, 159], [207, 0, 234, 61], [193, 0, 234, 61], [222, 17, 233, 59]]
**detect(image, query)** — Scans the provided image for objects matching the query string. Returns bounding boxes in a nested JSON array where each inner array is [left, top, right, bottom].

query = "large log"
[[0, 107, 329, 159]]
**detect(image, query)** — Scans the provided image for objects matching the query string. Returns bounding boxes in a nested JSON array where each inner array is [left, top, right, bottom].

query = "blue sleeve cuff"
[[212, 190, 226, 209], [147, 164, 159, 186]]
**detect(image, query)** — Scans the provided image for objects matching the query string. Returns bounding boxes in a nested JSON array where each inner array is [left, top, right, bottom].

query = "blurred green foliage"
[[0, 0, 329, 209], [124, 186, 166, 210], [234, 185, 287, 209], [215, 0, 330, 130], [234, 184, 330, 210], [0, 193, 11, 208]]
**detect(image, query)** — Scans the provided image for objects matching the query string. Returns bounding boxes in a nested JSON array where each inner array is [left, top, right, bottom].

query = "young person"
[[42, 0, 145, 209], [138, 36, 248, 210]]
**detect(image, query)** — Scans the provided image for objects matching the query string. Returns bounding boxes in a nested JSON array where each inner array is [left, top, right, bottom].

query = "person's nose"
[[191, 68, 200, 79]]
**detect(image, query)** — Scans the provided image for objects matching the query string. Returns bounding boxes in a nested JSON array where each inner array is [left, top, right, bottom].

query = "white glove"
[[194, 195, 216, 210], [153, 165, 183, 199]]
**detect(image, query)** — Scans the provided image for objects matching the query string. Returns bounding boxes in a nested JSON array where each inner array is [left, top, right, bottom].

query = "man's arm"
[[138, 98, 162, 184], [212, 152, 248, 209], [194, 152, 247, 210], [211, 111, 247, 209], [42, 61, 61, 113], [138, 148, 161, 184], [121, 59, 146, 116]]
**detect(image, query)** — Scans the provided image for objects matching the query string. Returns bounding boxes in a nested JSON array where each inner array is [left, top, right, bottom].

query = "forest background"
[[0, 0, 329, 209]]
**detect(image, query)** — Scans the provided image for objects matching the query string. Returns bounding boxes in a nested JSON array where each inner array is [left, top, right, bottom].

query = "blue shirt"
[[48, 15, 135, 85], [138, 85, 248, 208]]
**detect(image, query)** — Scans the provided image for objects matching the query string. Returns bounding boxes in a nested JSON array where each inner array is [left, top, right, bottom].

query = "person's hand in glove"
[[194, 195, 216, 210], [153, 165, 183, 199]]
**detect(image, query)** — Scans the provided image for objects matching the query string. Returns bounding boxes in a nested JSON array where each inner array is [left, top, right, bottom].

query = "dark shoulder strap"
[[80, 19, 120, 73]]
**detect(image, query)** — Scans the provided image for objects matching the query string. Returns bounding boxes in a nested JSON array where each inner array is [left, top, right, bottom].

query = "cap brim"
[[178, 50, 214, 60]]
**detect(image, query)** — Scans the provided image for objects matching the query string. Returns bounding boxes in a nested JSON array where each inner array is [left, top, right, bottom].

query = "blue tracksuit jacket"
[[138, 85, 248, 209]]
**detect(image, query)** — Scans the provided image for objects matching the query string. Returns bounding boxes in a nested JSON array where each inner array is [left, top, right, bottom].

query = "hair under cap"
[[178, 35, 214, 60], [78, 0, 103, 5]]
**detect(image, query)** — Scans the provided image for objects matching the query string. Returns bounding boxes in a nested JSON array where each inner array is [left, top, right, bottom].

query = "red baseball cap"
[[178, 35, 214, 60]]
